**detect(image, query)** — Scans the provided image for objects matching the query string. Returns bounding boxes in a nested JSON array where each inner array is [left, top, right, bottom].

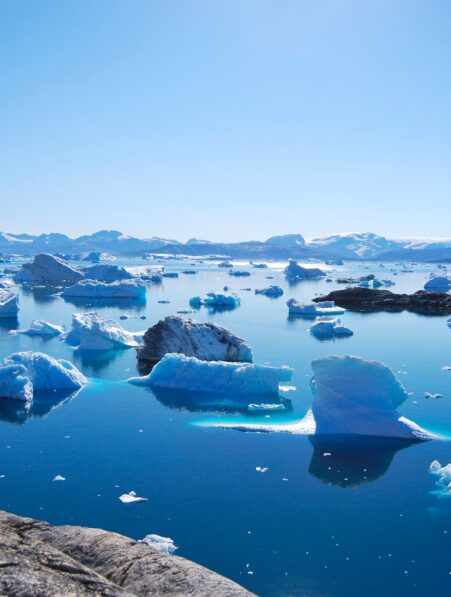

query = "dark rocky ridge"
[[313, 287, 451, 315], [0, 510, 253, 596]]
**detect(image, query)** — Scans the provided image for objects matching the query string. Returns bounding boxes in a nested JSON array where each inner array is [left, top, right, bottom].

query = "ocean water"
[[0, 258, 450, 596]]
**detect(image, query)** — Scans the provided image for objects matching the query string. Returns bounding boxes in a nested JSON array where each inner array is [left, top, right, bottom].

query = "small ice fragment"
[[140, 534, 178, 553], [424, 392, 443, 399], [256, 467, 268, 473], [323, 452, 332, 457], [119, 491, 149, 503], [53, 475, 66, 481]]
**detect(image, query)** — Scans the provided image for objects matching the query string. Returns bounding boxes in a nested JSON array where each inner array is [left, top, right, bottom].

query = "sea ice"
[[0, 352, 86, 402], [14, 254, 84, 284], [284, 259, 326, 280], [62, 279, 146, 300], [140, 534, 178, 553], [129, 353, 293, 396], [255, 285, 284, 298], [137, 316, 253, 363], [65, 312, 142, 350], [119, 491, 148, 503], [0, 290, 19, 318], [309, 318, 353, 338], [287, 299, 345, 317]]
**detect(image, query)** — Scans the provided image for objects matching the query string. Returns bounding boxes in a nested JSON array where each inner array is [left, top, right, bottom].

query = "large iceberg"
[[137, 316, 252, 364], [0, 352, 87, 402], [14, 254, 84, 284], [309, 318, 353, 338], [189, 293, 240, 309], [0, 290, 19, 318], [284, 259, 326, 280], [287, 299, 345, 317], [62, 279, 146, 301], [255, 285, 284, 298], [66, 312, 142, 350], [424, 275, 451, 292], [129, 353, 293, 396], [81, 264, 133, 282]]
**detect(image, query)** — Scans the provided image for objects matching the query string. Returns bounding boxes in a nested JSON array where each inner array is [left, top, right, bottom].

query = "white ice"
[[62, 279, 146, 300], [14, 254, 84, 284], [287, 299, 345, 317], [429, 460, 451, 495], [65, 312, 142, 350], [119, 491, 149, 504], [309, 317, 353, 338], [140, 534, 178, 553], [189, 293, 240, 309], [14, 319, 64, 337]]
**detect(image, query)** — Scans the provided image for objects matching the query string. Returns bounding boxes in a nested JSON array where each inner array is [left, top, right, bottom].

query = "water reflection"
[[63, 296, 146, 312], [71, 349, 130, 376], [0, 390, 80, 425], [308, 434, 419, 487], [21, 284, 62, 304]]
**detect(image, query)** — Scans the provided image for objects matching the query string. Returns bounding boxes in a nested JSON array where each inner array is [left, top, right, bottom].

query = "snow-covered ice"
[[65, 312, 142, 350], [287, 299, 345, 317], [0, 352, 87, 402], [0, 290, 19, 318], [129, 353, 293, 396], [14, 254, 84, 284], [62, 279, 146, 300], [140, 534, 178, 553], [137, 316, 253, 363]]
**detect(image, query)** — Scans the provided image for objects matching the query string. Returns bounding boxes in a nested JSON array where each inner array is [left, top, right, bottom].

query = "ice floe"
[[62, 279, 146, 300], [287, 299, 345, 318], [129, 353, 293, 396], [65, 312, 142, 350], [137, 316, 252, 364]]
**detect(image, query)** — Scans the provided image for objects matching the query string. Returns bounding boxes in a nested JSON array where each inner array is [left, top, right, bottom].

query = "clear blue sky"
[[1, 0, 450, 241]]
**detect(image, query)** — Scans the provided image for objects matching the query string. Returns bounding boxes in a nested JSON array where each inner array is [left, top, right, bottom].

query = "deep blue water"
[[0, 258, 450, 596]]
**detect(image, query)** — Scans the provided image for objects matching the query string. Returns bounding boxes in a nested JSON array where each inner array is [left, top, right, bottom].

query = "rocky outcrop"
[[0, 510, 253, 596], [314, 287, 451, 314], [137, 316, 253, 365]]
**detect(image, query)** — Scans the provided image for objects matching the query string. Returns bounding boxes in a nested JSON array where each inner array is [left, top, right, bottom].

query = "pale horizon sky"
[[1, 1, 451, 241]]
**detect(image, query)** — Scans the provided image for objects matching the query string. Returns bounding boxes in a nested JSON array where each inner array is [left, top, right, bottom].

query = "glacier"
[[61, 279, 146, 301], [284, 259, 326, 280], [287, 299, 345, 317], [137, 316, 253, 364], [0, 290, 19, 318], [0, 352, 87, 402], [65, 312, 142, 350], [309, 318, 353, 338], [129, 353, 293, 396], [14, 254, 84, 284]]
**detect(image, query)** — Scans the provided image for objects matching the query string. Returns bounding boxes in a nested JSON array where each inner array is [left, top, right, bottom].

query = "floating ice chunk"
[[189, 293, 240, 309], [424, 275, 451, 292], [429, 460, 451, 496], [229, 270, 251, 277], [284, 259, 326, 280], [137, 316, 252, 364], [53, 475, 66, 481], [82, 251, 116, 262], [255, 285, 284, 298], [162, 272, 178, 278], [0, 352, 86, 402], [65, 312, 142, 350], [424, 392, 443, 399], [62, 279, 146, 300], [119, 491, 148, 503], [14, 254, 84, 284], [309, 318, 353, 338], [82, 264, 133, 282], [16, 320, 64, 337], [129, 353, 292, 396], [140, 534, 178, 553], [310, 356, 432, 439], [0, 290, 19, 318], [256, 467, 268, 473], [279, 384, 296, 392], [287, 299, 345, 318], [248, 403, 286, 411]]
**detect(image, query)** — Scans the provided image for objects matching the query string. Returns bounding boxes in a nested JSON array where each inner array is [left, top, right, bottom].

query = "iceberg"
[[284, 259, 326, 280], [129, 353, 292, 396], [15, 320, 64, 337], [14, 254, 84, 284], [119, 491, 148, 504], [255, 285, 284, 298], [140, 534, 178, 554], [287, 298, 345, 317], [309, 318, 353, 338], [189, 292, 240, 309], [81, 264, 133, 282], [125, 266, 163, 282], [137, 316, 252, 364], [82, 251, 116, 262], [65, 312, 142, 350], [0, 290, 19, 318], [0, 352, 86, 402], [424, 275, 451, 292], [429, 460, 451, 496], [62, 279, 146, 301]]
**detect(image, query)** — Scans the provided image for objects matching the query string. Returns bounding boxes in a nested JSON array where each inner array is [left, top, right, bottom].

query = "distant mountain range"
[[1, 230, 450, 262]]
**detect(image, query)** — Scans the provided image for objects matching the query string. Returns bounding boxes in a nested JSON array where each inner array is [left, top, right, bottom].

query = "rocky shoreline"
[[0, 510, 253, 596]]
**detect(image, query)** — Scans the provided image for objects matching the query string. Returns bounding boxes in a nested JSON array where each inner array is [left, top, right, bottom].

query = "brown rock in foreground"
[[0, 510, 253, 596], [313, 287, 451, 315]]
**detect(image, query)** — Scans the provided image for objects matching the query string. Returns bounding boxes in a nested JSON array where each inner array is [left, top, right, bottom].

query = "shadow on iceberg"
[[308, 434, 418, 488], [0, 318, 19, 332], [0, 389, 81, 425]]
